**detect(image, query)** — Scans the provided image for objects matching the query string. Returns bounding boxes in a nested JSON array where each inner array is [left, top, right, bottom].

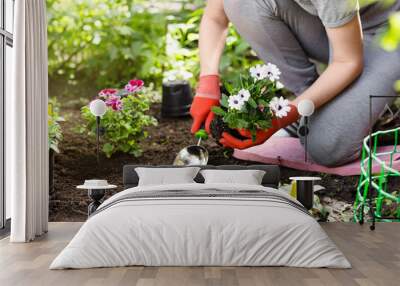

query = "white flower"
[[269, 96, 291, 118], [265, 63, 281, 82], [175, 61, 185, 68], [163, 69, 193, 83], [237, 89, 251, 102], [276, 81, 284, 89], [228, 95, 245, 111], [163, 70, 178, 82], [250, 64, 268, 81], [181, 70, 193, 80]]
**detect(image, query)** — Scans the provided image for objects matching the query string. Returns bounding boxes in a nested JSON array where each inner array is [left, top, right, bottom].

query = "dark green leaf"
[[212, 106, 226, 116], [220, 95, 229, 108], [248, 98, 257, 108]]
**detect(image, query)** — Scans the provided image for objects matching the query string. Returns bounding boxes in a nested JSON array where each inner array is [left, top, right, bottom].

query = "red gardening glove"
[[220, 104, 299, 149], [190, 75, 221, 134]]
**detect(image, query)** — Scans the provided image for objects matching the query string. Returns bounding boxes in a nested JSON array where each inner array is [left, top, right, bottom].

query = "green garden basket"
[[354, 127, 400, 225]]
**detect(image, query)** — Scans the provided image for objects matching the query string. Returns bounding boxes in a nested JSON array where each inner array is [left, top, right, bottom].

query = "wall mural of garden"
[[47, 0, 400, 222]]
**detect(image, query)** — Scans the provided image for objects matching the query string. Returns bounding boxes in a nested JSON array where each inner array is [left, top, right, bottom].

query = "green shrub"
[[48, 98, 64, 153], [164, 8, 262, 86], [380, 11, 400, 51], [47, 0, 262, 101], [47, 0, 168, 100]]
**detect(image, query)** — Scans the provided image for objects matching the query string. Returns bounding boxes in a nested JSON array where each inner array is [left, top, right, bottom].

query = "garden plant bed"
[[51, 104, 395, 222]]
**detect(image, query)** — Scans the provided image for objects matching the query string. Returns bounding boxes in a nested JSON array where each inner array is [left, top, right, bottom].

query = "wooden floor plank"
[[0, 222, 399, 286]]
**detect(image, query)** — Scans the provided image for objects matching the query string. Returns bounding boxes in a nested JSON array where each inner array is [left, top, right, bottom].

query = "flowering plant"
[[211, 63, 289, 141], [79, 79, 157, 158]]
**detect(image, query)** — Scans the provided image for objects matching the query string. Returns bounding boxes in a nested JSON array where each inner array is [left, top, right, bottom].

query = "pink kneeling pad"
[[233, 137, 400, 176]]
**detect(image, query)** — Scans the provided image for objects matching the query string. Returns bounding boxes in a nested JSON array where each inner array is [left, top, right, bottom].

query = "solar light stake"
[[298, 99, 315, 162], [304, 116, 309, 162], [96, 116, 100, 164], [89, 99, 107, 165]]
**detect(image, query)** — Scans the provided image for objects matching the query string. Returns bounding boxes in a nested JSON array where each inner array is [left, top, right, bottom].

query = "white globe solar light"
[[90, 99, 107, 117], [298, 99, 315, 117]]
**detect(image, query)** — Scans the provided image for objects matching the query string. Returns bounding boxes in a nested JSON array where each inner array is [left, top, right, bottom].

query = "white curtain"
[[7, 0, 49, 242]]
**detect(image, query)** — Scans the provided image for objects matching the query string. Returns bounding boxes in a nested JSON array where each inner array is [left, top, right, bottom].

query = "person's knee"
[[305, 135, 361, 167]]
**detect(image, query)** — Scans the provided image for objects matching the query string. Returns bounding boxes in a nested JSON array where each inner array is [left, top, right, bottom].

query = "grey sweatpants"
[[223, 0, 400, 167]]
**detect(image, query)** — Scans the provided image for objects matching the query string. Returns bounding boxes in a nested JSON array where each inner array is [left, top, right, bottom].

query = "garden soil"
[[51, 104, 394, 222]]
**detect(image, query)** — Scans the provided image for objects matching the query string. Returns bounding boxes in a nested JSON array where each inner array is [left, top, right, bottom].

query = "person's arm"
[[199, 0, 230, 76], [292, 14, 364, 108], [190, 0, 230, 133]]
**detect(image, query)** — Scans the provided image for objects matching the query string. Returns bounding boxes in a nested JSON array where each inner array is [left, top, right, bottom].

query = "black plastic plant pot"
[[210, 116, 247, 145], [161, 80, 193, 118]]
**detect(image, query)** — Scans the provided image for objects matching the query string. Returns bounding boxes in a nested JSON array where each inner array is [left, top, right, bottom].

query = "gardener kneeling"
[[190, 0, 400, 167]]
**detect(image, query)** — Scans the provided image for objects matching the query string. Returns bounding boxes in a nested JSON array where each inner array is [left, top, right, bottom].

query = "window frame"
[[0, 0, 14, 231]]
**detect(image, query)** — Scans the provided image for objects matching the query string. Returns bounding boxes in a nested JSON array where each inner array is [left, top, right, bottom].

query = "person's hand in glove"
[[190, 75, 221, 134], [220, 102, 300, 149]]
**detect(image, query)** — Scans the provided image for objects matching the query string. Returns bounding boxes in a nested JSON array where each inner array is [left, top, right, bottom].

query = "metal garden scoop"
[[173, 129, 209, 166]]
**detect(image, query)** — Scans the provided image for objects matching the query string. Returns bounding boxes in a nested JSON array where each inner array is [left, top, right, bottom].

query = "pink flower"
[[125, 79, 144, 93], [98, 88, 118, 99], [105, 95, 123, 111], [258, 105, 265, 112]]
